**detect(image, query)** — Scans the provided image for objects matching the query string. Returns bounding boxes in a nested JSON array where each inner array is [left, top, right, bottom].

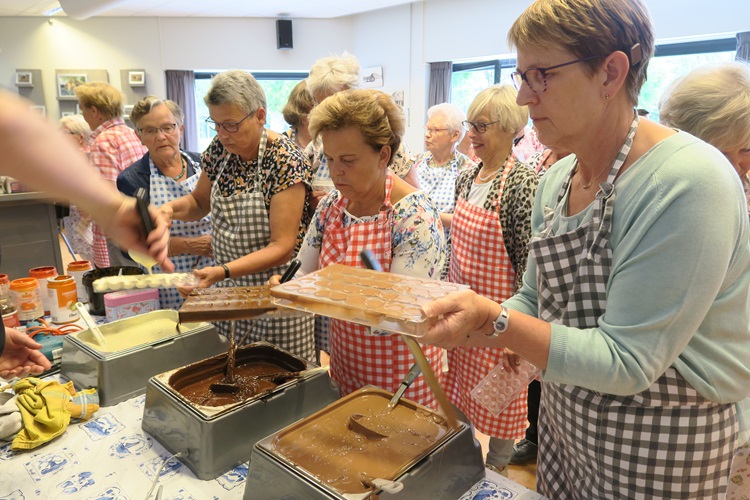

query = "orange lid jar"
[[29, 266, 58, 315], [47, 275, 79, 324], [10, 277, 44, 324]]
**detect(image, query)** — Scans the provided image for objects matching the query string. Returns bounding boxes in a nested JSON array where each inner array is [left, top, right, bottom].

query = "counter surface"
[[0, 379, 546, 500]]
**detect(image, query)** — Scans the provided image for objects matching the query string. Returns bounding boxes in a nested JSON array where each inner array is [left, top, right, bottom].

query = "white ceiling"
[[0, 0, 420, 19]]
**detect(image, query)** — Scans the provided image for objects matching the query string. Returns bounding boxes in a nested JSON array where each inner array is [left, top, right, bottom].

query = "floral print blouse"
[[201, 132, 313, 251], [297, 189, 446, 279]]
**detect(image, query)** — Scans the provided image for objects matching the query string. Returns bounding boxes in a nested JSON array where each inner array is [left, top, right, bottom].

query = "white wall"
[[0, 16, 353, 120], [1, 0, 750, 152]]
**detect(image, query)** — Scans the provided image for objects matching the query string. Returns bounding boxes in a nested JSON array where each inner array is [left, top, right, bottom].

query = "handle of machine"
[[134, 188, 155, 235], [280, 259, 301, 284]]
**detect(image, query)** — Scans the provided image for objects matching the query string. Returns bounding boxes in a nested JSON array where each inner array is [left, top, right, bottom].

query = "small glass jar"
[[0, 274, 19, 327]]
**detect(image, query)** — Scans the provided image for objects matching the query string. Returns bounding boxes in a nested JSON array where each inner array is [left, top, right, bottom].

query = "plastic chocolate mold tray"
[[270, 264, 468, 337], [178, 286, 276, 322], [470, 358, 540, 416], [93, 272, 198, 293]]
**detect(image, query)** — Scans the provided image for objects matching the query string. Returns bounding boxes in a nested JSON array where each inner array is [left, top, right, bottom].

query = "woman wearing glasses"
[[116, 96, 214, 309], [163, 70, 315, 361], [414, 103, 477, 235], [445, 84, 539, 475], [421, 0, 750, 497]]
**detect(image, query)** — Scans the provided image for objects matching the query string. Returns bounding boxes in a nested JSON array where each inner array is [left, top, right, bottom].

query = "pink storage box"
[[104, 288, 160, 322]]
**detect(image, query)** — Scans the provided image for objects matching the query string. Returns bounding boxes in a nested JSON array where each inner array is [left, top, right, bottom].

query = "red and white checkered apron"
[[319, 171, 443, 408], [445, 155, 527, 438]]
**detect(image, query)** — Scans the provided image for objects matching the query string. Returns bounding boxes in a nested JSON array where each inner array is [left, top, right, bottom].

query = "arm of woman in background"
[[0, 91, 172, 271], [169, 235, 213, 257], [195, 182, 308, 287]]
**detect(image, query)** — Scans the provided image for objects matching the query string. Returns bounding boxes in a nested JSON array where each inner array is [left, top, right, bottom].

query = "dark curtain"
[[165, 70, 198, 152], [428, 61, 452, 108], [737, 32, 750, 62]]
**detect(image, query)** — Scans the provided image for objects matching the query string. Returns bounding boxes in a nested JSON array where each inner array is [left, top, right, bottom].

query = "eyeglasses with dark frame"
[[138, 123, 178, 138], [511, 55, 602, 94], [205, 112, 253, 133], [462, 120, 501, 134]]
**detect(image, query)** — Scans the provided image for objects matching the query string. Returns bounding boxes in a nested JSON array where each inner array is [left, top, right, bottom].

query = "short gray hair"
[[659, 61, 750, 152], [204, 69, 266, 114], [130, 96, 185, 128], [306, 52, 360, 99], [467, 84, 528, 136], [59, 114, 91, 140], [427, 102, 467, 141]]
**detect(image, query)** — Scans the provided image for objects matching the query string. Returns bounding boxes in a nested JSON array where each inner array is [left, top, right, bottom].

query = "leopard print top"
[[454, 158, 540, 292]]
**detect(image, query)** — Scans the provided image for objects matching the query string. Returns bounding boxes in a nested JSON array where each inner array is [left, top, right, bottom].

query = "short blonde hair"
[[282, 80, 314, 127], [130, 96, 184, 129], [309, 89, 403, 166], [660, 62, 750, 152], [508, 0, 654, 106], [306, 52, 360, 99], [74, 82, 123, 120], [467, 85, 528, 136]]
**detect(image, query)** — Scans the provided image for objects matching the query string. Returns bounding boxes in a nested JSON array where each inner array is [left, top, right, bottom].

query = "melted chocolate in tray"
[[270, 391, 450, 495], [168, 344, 305, 407]]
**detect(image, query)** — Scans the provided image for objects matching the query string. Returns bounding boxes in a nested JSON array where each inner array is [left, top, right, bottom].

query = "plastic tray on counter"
[[269, 264, 468, 337], [92, 272, 198, 293]]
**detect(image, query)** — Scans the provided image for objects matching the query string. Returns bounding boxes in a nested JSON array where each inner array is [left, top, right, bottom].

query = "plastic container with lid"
[[10, 277, 44, 325], [67, 261, 93, 304], [47, 275, 79, 324], [29, 266, 58, 315], [0, 274, 19, 327]]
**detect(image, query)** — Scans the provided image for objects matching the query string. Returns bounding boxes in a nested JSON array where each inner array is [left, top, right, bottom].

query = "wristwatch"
[[486, 306, 510, 338]]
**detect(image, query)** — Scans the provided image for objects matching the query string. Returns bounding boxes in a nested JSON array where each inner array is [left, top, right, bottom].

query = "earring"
[[605, 94, 610, 100]]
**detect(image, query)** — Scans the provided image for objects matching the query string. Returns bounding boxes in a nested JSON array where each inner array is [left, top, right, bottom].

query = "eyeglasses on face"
[[462, 120, 501, 134], [205, 112, 253, 133], [511, 55, 602, 94], [139, 123, 178, 137], [424, 126, 449, 135]]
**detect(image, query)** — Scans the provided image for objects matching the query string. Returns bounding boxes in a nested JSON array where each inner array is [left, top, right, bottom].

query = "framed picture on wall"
[[61, 111, 75, 118], [123, 105, 134, 121], [15, 71, 33, 87], [57, 73, 88, 100], [128, 71, 145, 87], [362, 66, 384, 88], [30, 105, 46, 117]]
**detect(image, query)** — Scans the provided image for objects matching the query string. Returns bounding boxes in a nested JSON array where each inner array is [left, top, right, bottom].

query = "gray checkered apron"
[[210, 129, 314, 361], [530, 115, 737, 498]]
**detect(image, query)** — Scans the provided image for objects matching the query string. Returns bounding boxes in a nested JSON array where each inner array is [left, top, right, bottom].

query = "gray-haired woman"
[[162, 70, 315, 360]]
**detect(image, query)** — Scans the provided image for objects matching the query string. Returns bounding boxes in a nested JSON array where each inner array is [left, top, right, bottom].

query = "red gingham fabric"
[[87, 118, 148, 267], [445, 156, 527, 437], [319, 171, 444, 409]]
